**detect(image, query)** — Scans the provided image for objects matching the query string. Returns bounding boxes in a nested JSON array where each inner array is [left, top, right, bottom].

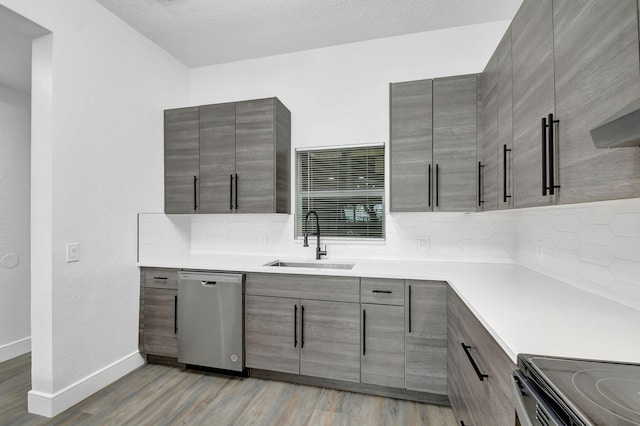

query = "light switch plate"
[[66, 243, 80, 263]]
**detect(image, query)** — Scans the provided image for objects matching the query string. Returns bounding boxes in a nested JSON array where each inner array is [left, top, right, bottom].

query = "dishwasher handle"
[[201, 281, 217, 286]]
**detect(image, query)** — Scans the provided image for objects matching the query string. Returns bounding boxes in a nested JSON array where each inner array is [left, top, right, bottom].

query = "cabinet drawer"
[[245, 273, 359, 303], [361, 278, 404, 305], [144, 268, 178, 289]]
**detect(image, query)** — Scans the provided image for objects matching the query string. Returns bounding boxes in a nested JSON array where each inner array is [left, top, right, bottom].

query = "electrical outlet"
[[259, 234, 268, 246], [536, 240, 544, 260], [66, 243, 80, 263], [418, 238, 430, 250]]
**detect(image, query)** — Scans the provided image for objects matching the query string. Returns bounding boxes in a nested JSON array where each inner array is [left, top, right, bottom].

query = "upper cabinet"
[[390, 76, 478, 213], [432, 75, 479, 212], [552, 0, 640, 203], [477, 53, 499, 212], [496, 28, 514, 210], [390, 79, 433, 212], [511, 0, 557, 209], [164, 97, 291, 214], [508, 0, 640, 208]]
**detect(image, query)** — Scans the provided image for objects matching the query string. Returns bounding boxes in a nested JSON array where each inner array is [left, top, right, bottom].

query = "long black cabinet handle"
[[408, 285, 412, 333], [503, 145, 512, 203], [428, 164, 432, 207], [372, 290, 392, 294], [548, 113, 560, 195], [234, 174, 239, 210], [461, 343, 488, 382], [362, 309, 366, 356], [542, 117, 548, 196], [300, 305, 304, 349], [174, 296, 178, 334], [435, 164, 439, 208], [153, 276, 167, 280], [230, 174, 234, 210], [294, 305, 298, 348], [477, 162, 484, 207], [193, 176, 198, 211]]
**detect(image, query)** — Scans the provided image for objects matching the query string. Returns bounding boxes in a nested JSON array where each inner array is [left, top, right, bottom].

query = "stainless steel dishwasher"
[[177, 271, 244, 372]]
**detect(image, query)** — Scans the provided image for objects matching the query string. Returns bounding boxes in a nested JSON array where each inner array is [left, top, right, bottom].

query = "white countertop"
[[140, 254, 640, 365]]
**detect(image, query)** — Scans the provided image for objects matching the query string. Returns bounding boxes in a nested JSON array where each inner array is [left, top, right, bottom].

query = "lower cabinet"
[[447, 286, 516, 425], [244, 289, 361, 383], [300, 300, 360, 382], [143, 288, 178, 358], [361, 303, 405, 388], [245, 295, 299, 374], [405, 280, 448, 395], [140, 268, 179, 359]]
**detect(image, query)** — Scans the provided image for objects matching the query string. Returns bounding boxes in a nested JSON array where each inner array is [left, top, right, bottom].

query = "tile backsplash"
[[139, 198, 640, 310]]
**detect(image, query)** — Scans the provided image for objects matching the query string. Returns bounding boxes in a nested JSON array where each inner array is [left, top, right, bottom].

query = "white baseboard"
[[28, 351, 145, 418], [0, 336, 31, 363]]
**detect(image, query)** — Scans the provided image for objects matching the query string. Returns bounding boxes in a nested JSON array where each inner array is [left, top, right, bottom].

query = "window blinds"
[[295, 145, 385, 240]]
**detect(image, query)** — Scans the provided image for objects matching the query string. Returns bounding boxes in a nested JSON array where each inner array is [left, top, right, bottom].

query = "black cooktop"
[[523, 355, 640, 425]]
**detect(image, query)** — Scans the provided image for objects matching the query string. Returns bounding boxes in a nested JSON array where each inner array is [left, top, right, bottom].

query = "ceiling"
[[0, 5, 49, 94], [96, 0, 522, 68]]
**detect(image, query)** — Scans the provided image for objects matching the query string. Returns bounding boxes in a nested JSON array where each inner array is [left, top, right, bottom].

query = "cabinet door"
[[245, 295, 300, 375], [199, 103, 236, 213], [405, 280, 447, 394], [447, 287, 516, 426], [143, 288, 178, 358], [433, 75, 478, 212], [497, 28, 514, 210], [390, 80, 433, 212], [235, 99, 276, 213], [554, 0, 640, 203], [361, 304, 405, 388], [478, 53, 499, 212], [300, 300, 360, 383], [512, 0, 556, 208], [164, 107, 200, 214]]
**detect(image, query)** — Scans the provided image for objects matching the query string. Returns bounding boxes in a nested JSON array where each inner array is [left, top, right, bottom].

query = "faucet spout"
[[303, 210, 327, 260]]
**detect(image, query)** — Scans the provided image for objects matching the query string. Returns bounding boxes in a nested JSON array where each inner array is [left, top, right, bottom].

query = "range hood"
[[590, 98, 640, 148]]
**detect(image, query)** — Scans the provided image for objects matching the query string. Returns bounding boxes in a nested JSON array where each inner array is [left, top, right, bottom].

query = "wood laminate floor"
[[0, 353, 456, 425]]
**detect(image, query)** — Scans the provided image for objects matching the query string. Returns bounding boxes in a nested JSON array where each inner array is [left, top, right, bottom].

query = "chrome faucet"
[[303, 210, 327, 260]]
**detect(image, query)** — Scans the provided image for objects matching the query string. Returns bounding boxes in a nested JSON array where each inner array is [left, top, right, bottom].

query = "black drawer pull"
[[174, 296, 178, 334], [461, 343, 488, 382], [152, 276, 167, 280], [372, 290, 392, 294]]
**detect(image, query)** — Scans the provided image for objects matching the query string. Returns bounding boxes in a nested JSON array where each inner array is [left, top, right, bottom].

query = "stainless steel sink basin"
[[265, 260, 355, 270]]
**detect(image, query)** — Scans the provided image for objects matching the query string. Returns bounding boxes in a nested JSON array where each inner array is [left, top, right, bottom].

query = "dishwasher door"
[[177, 271, 244, 371]]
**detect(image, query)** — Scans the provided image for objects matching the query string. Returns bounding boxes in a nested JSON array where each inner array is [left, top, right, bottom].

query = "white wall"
[[0, 84, 31, 362], [0, 0, 190, 417]]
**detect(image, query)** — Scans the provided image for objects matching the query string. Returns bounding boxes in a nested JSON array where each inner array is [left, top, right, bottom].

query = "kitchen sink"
[[265, 260, 355, 270]]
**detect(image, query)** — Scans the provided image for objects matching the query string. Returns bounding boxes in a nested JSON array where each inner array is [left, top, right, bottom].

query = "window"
[[295, 144, 385, 240]]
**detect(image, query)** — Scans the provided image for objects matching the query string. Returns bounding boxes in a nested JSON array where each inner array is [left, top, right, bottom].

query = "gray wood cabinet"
[[509, 0, 640, 207], [477, 53, 499, 212], [497, 28, 514, 210], [245, 295, 300, 374], [361, 303, 405, 389], [447, 287, 516, 426], [512, 0, 557, 209], [164, 97, 291, 214], [199, 103, 236, 213], [405, 280, 447, 395], [300, 300, 361, 383], [244, 273, 360, 383], [140, 268, 179, 358], [432, 75, 478, 212], [390, 76, 478, 212], [164, 107, 200, 214], [389, 79, 433, 212], [553, 0, 640, 203], [360, 277, 405, 389], [235, 98, 291, 213]]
